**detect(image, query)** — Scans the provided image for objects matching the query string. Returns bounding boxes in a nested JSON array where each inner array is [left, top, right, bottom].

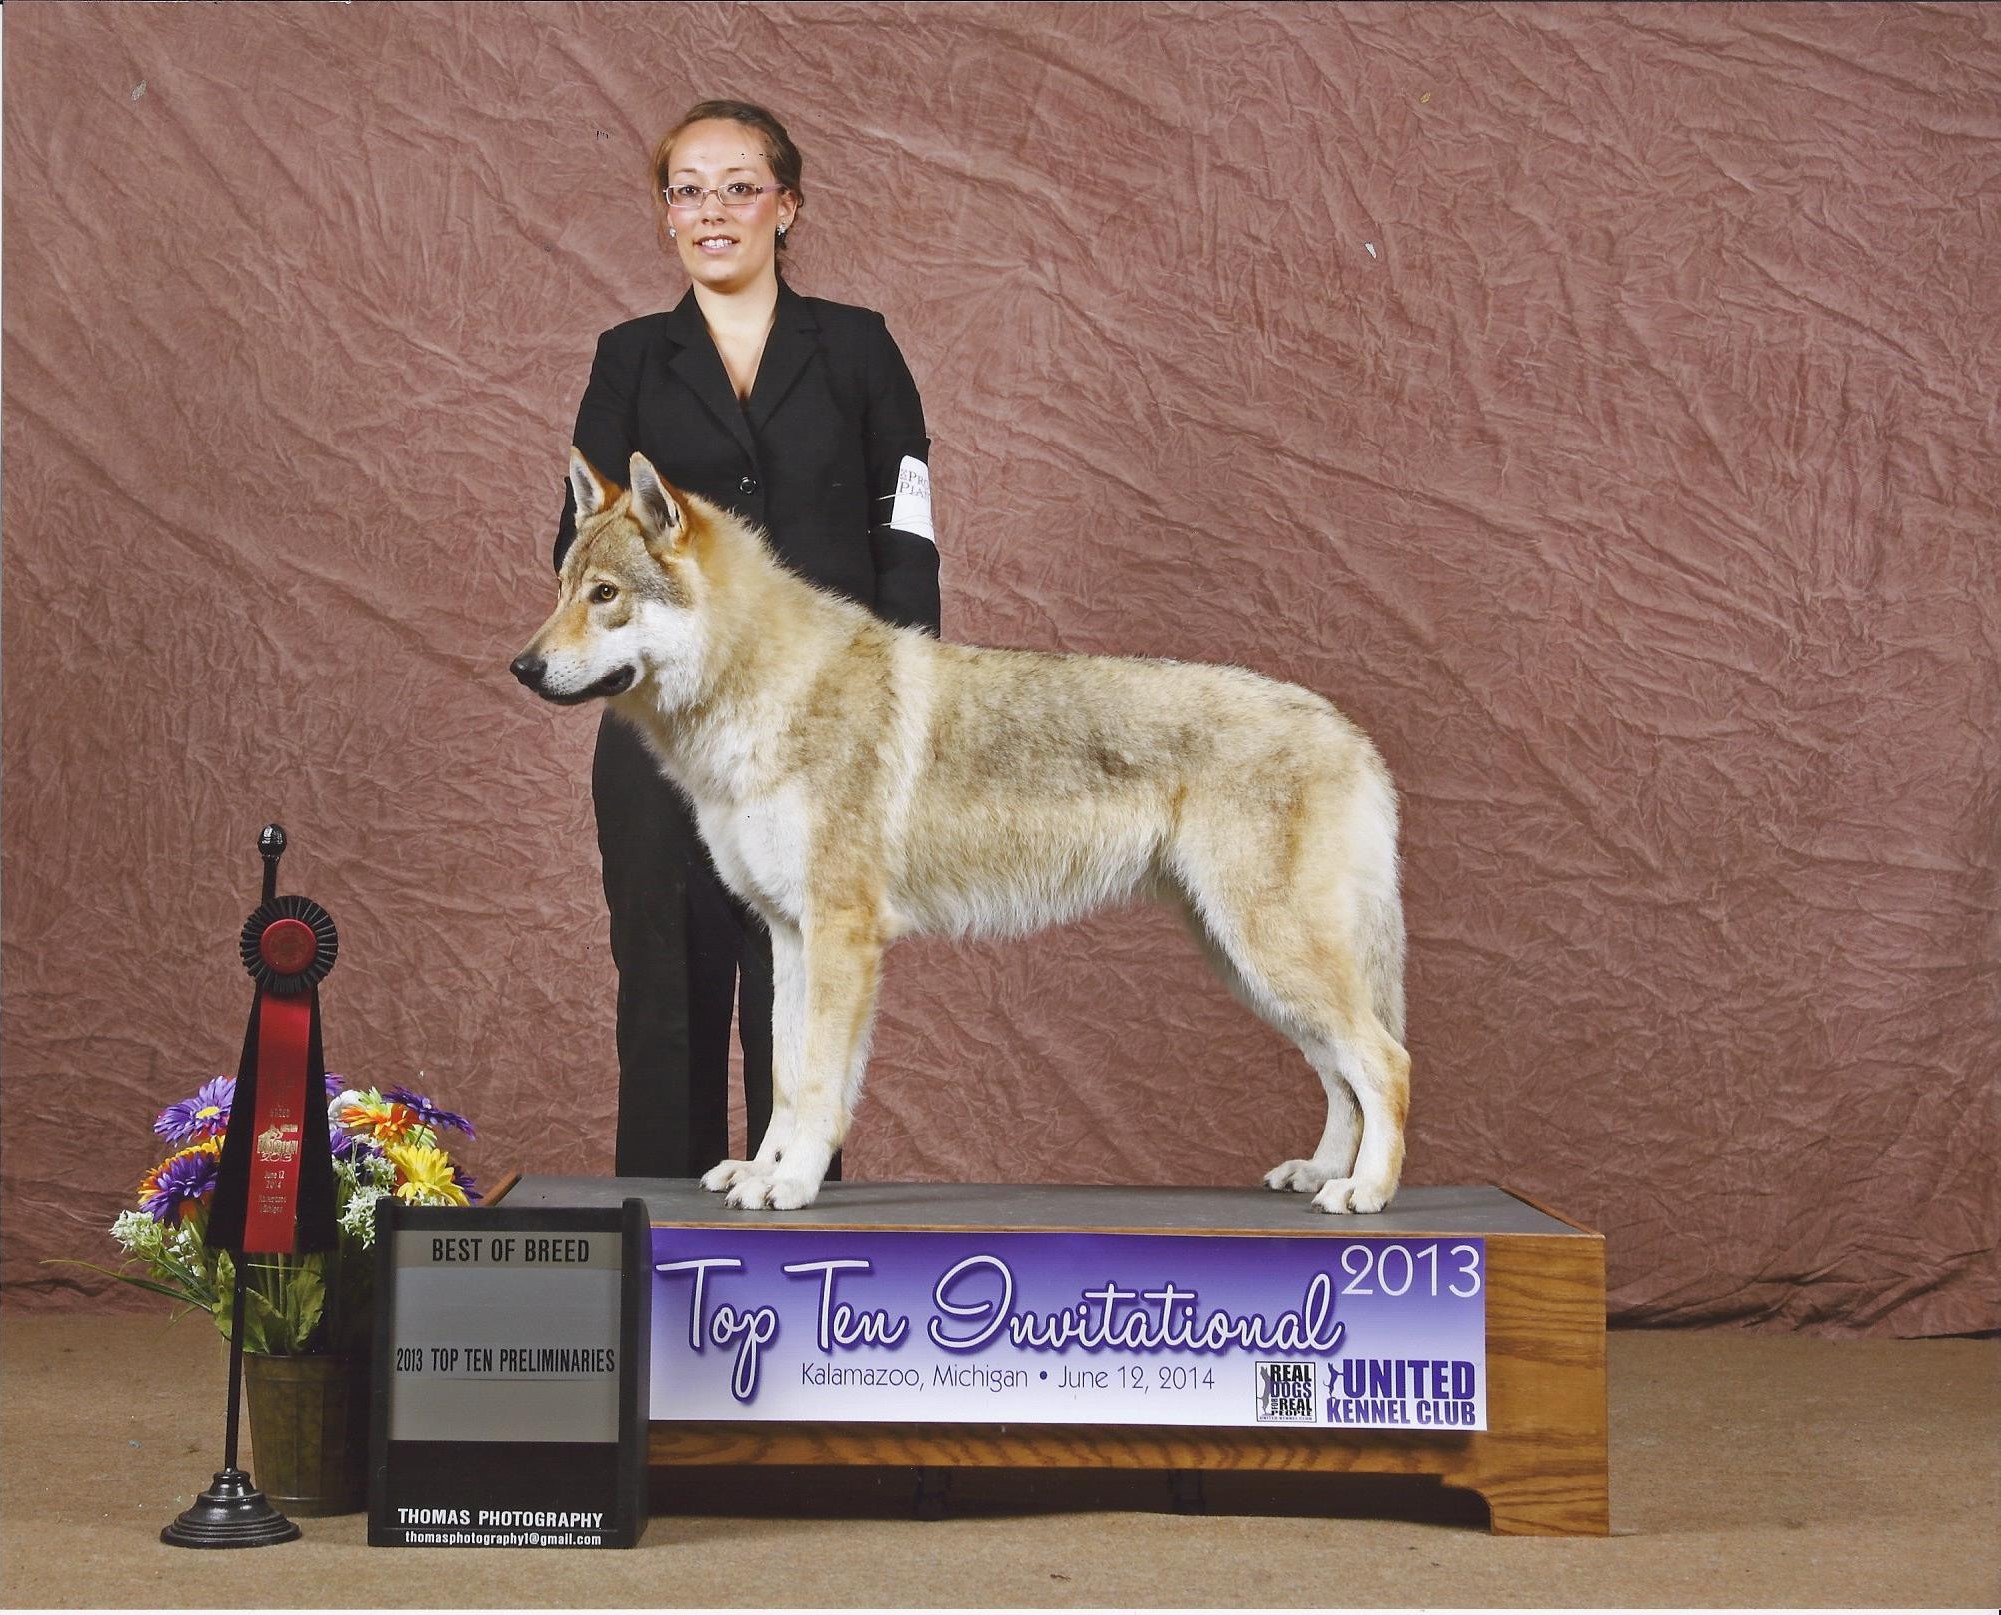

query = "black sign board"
[[368, 1198, 648, 1548]]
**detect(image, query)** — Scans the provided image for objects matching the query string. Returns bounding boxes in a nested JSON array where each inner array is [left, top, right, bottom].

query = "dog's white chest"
[[698, 788, 811, 919]]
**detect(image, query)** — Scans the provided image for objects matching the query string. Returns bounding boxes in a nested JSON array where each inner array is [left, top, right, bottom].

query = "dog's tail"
[[1350, 763, 1407, 1044]]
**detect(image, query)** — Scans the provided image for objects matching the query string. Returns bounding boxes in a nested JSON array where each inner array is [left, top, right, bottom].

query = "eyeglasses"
[[661, 182, 784, 212]]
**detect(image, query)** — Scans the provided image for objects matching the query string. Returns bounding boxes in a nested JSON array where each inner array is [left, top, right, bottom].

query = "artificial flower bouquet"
[[84, 1075, 478, 1355]]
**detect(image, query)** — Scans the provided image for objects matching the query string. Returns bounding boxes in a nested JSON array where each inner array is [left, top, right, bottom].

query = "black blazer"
[[553, 280, 939, 634]]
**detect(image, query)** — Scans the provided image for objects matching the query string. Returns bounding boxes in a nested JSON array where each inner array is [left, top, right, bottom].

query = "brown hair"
[[650, 99, 805, 259]]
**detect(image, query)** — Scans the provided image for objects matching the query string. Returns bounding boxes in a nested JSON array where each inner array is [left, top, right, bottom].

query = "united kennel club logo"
[[1255, 1359, 1317, 1422]]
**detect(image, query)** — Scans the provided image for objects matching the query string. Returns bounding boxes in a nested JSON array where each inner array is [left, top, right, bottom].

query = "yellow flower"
[[384, 1142, 468, 1207]]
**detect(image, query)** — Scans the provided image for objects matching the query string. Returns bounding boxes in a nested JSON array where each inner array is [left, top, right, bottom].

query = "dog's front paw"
[[724, 1173, 777, 1210], [1309, 1177, 1394, 1215], [701, 1158, 757, 1193], [1263, 1159, 1335, 1194], [763, 1175, 822, 1212]]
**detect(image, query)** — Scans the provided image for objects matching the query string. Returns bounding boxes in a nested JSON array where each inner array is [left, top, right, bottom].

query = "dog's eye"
[[591, 583, 618, 604]]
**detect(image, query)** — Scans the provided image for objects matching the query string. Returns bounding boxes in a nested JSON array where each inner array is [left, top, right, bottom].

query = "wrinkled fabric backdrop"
[[3, 2, 1994, 1336]]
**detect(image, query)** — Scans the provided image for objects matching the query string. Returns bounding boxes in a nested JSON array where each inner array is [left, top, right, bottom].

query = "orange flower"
[[336, 1096, 424, 1146]]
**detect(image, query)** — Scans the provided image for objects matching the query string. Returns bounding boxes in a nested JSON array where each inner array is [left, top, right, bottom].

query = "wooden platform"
[[497, 1178, 1609, 1536]]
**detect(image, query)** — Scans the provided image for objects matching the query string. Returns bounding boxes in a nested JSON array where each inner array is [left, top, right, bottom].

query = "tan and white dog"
[[513, 450, 1410, 1214]]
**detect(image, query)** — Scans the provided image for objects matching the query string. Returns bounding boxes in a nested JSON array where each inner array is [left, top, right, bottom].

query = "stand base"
[[160, 1468, 301, 1548]]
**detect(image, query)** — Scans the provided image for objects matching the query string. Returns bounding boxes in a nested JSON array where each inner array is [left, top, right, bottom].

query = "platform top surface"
[[497, 1178, 1593, 1238]]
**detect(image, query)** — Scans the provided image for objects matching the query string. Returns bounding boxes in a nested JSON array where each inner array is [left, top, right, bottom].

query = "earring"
[[777, 224, 788, 238], [668, 227, 677, 239]]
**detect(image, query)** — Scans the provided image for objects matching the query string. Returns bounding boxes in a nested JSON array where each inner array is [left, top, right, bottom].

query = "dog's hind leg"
[[1263, 1063, 1364, 1194], [1174, 792, 1408, 1214], [1220, 920, 1402, 1211], [726, 906, 883, 1212], [701, 919, 806, 1195], [1227, 923, 1406, 1214], [1295, 1029, 1407, 1214], [1176, 901, 1364, 1190]]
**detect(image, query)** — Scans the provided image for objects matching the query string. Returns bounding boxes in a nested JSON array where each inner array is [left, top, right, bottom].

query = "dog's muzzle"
[[509, 653, 636, 704]]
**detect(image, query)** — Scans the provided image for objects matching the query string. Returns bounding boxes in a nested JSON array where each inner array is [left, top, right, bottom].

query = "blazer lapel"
[[745, 281, 821, 432], [662, 290, 758, 462]]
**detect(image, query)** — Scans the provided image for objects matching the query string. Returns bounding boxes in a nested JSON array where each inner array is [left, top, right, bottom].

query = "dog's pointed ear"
[[628, 452, 685, 547], [569, 448, 616, 521]]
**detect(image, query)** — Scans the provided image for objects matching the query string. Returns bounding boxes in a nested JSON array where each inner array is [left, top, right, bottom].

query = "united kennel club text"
[[1327, 1357, 1480, 1427]]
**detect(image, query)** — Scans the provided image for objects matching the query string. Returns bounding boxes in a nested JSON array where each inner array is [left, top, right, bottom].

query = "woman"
[[554, 100, 939, 1179]]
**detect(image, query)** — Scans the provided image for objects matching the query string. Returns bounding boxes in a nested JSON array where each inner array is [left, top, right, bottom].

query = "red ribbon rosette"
[[206, 858, 341, 1257], [239, 894, 338, 996]]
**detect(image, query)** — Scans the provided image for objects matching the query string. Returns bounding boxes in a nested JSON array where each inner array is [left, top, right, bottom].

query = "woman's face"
[[663, 119, 797, 295]]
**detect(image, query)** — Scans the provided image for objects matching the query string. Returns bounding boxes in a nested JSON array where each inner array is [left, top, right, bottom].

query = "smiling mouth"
[[695, 235, 738, 252], [546, 665, 636, 705]]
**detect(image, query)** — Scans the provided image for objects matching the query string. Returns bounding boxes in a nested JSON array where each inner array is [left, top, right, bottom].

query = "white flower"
[[341, 1181, 388, 1248], [111, 1209, 164, 1257], [167, 1222, 207, 1261], [327, 1088, 366, 1141]]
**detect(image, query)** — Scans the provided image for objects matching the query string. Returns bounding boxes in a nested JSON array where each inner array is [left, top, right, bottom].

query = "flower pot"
[[242, 1351, 371, 1516]]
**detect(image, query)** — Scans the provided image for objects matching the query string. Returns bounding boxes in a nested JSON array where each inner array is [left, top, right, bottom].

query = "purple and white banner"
[[649, 1229, 1485, 1430]]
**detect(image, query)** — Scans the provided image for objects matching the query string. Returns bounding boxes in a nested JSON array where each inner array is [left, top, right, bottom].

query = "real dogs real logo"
[[1255, 1360, 1318, 1422], [513, 450, 1412, 1215]]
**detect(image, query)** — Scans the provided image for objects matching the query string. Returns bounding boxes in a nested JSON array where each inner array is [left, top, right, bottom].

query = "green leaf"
[[42, 1256, 210, 1311], [227, 1253, 329, 1355], [150, 1250, 220, 1309]]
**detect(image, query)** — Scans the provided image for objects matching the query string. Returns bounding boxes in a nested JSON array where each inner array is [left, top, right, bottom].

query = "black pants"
[[593, 715, 839, 1182]]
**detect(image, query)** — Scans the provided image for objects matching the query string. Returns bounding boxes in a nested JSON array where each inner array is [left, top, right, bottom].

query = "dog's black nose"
[[509, 652, 545, 688]]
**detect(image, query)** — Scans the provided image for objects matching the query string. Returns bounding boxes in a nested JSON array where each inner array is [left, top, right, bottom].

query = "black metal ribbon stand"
[[162, 825, 307, 1548]]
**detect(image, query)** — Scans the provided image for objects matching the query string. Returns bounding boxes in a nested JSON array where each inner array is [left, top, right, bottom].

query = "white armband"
[[887, 455, 934, 544]]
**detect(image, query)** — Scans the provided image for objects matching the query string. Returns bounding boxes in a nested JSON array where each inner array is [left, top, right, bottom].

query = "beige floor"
[[1, 1315, 1994, 1608]]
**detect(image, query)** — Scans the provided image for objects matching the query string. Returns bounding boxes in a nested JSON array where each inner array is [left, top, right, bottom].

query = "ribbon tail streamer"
[[207, 987, 337, 1255]]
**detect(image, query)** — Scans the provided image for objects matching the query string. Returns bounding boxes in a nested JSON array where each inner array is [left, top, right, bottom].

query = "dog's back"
[[884, 640, 1393, 961]]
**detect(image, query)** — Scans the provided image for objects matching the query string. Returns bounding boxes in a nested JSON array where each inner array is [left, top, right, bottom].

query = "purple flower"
[[385, 1085, 475, 1139], [333, 1129, 385, 1164], [142, 1145, 220, 1223], [324, 1072, 350, 1100], [452, 1165, 482, 1205], [153, 1077, 235, 1146]]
